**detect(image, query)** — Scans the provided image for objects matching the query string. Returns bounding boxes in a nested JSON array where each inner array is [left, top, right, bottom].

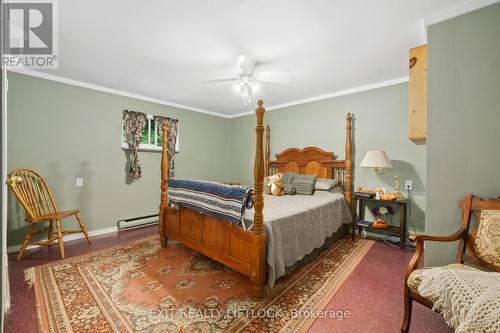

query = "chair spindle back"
[[7, 168, 58, 221]]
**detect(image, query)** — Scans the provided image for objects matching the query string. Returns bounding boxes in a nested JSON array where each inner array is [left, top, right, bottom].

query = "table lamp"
[[360, 150, 404, 199]]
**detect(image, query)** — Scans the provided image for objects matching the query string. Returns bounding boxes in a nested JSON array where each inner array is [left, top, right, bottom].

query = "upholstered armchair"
[[401, 194, 500, 333]]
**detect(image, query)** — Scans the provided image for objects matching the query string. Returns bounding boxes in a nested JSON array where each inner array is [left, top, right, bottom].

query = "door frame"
[[1, 0, 11, 325]]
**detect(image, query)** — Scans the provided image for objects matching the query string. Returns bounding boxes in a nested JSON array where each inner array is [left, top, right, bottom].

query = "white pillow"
[[314, 178, 339, 191]]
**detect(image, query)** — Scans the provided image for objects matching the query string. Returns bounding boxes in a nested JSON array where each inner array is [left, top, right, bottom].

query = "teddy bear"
[[265, 173, 285, 196]]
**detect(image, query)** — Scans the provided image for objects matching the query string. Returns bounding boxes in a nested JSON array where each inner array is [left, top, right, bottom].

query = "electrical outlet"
[[405, 180, 413, 190], [76, 178, 84, 187]]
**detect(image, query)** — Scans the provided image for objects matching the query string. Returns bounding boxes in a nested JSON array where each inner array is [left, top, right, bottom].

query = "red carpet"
[[308, 242, 452, 333], [25, 237, 372, 332], [5, 226, 452, 332]]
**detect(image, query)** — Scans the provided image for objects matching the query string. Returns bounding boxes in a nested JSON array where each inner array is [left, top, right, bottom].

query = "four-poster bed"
[[159, 100, 352, 299]]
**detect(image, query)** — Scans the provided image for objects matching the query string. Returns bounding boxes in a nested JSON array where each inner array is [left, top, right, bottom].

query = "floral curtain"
[[122, 110, 147, 178], [154, 116, 179, 178]]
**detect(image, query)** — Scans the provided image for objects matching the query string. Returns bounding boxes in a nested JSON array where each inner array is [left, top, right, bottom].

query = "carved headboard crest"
[[273, 147, 334, 165], [269, 147, 344, 180]]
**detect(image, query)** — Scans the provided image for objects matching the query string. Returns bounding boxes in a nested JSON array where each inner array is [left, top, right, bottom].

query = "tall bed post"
[[344, 113, 353, 209], [265, 125, 270, 177], [159, 124, 169, 247], [252, 100, 266, 300], [253, 100, 265, 236]]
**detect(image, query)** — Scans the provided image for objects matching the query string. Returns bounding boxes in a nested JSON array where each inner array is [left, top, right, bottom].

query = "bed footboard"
[[159, 100, 267, 300], [160, 207, 266, 291]]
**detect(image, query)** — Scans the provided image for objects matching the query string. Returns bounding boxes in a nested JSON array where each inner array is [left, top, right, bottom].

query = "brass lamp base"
[[393, 190, 406, 200], [393, 176, 405, 200], [375, 168, 405, 200]]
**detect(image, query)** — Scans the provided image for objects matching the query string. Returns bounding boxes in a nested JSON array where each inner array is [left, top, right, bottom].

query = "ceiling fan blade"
[[238, 55, 256, 75], [200, 77, 240, 84], [254, 72, 292, 85]]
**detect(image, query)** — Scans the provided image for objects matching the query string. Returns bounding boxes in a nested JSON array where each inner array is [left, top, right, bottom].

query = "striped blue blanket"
[[168, 179, 254, 228]]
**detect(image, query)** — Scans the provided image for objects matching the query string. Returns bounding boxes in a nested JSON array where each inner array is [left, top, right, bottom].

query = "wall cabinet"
[[408, 44, 427, 144]]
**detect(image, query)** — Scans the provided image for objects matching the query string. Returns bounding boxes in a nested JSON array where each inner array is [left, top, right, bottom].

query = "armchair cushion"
[[407, 263, 479, 292], [475, 210, 500, 266]]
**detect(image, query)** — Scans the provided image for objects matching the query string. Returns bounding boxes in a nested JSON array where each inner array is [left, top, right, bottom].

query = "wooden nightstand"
[[352, 195, 408, 250]]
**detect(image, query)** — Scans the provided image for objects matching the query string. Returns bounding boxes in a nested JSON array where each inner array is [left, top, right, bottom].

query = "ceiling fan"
[[201, 55, 292, 106]]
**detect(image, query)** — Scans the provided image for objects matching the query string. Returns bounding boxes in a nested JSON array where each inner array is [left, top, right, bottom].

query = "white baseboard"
[[7, 226, 119, 254]]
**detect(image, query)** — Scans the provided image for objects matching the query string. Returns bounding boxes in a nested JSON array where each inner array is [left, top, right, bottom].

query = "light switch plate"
[[76, 178, 84, 187], [405, 180, 413, 190]]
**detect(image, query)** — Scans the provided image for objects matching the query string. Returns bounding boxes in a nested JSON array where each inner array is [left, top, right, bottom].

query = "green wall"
[[7, 72, 428, 247], [7, 72, 232, 246], [230, 83, 426, 229], [425, 3, 500, 265]]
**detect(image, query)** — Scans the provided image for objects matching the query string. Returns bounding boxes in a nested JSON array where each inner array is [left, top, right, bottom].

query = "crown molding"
[[424, 0, 500, 26], [228, 76, 409, 118], [7, 69, 232, 119], [8, 1, 497, 120], [9, 69, 409, 120]]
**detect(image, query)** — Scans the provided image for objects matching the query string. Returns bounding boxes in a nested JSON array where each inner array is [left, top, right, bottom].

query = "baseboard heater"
[[117, 214, 159, 230]]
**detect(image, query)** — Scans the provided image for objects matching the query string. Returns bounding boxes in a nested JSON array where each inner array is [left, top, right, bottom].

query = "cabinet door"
[[409, 45, 427, 144]]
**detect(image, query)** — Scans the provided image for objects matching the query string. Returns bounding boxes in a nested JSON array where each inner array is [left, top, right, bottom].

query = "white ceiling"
[[36, 0, 474, 116]]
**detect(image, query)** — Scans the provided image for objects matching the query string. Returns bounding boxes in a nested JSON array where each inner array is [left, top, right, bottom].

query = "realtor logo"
[[2, 0, 58, 68]]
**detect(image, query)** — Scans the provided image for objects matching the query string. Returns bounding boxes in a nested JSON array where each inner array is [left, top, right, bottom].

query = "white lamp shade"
[[360, 150, 393, 169]]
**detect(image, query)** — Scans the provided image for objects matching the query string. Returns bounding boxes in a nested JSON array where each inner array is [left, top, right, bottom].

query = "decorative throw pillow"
[[283, 184, 296, 195], [281, 172, 295, 185], [474, 210, 500, 266], [292, 174, 317, 195], [314, 178, 339, 191]]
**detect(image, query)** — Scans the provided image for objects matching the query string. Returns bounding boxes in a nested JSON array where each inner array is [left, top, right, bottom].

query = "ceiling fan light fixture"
[[239, 82, 253, 106], [243, 94, 252, 106], [240, 82, 252, 96], [201, 54, 290, 106]]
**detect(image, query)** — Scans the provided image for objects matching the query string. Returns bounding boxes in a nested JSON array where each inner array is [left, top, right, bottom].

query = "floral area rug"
[[26, 236, 373, 332]]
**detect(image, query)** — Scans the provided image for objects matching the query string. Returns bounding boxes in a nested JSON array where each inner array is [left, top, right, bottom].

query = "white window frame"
[[121, 114, 179, 152]]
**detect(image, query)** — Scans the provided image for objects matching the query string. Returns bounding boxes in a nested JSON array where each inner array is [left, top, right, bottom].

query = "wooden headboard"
[[265, 113, 352, 206], [270, 146, 343, 179]]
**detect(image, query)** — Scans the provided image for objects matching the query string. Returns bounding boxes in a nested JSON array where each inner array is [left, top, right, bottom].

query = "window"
[[121, 114, 179, 152]]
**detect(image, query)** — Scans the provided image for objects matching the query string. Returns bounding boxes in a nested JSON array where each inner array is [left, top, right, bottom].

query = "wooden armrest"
[[408, 227, 467, 243], [405, 227, 468, 281]]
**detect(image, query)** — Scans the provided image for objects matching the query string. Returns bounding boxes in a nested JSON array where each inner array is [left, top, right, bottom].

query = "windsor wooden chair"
[[7, 168, 91, 260]]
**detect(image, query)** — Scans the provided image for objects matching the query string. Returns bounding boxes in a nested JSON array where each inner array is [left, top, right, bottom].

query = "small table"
[[352, 195, 408, 250]]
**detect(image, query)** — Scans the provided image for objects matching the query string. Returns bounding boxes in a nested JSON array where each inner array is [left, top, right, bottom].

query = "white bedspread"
[[243, 188, 352, 287]]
